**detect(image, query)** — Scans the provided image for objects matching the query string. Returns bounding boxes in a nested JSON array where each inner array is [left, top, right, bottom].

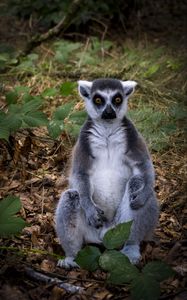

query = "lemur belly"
[[90, 140, 132, 221], [92, 168, 131, 221]]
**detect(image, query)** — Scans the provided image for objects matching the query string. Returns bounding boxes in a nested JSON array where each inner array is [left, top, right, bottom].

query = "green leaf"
[[99, 250, 139, 284], [22, 98, 43, 113], [103, 221, 133, 249], [5, 91, 18, 104], [53, 41, 82, 63], [143, 261, 175, 282], [60, 82, 76, 96], [0, 196, 26, 237], [69, 110, 87, 125], [64, 123, 80, 137], [0, 125, 10, 140], [53, 103, 74, 120], [0, 195, 21, 216], [4, 113, 22, 132], [42, 88, 58, 98], [131, 274, 160, 300], [75, 245, 101, 271], [22, 93, 33, 103], [27, 53, 39, 61], [144, 64, 159, 77], [0, 217, 26, 236], [0, 112, 10, 140], [48, 120, 64, 139], [23, 111, 48, 127], [14, 86, 30, 94]]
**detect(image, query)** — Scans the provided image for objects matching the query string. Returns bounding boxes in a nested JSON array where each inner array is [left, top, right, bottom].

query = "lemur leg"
[[55, 189, 84, 268], [114, 181, 158, 264], [55, 189, 102, 269]]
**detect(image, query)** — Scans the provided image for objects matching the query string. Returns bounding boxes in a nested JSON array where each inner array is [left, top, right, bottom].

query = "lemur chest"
[[89, 127, 132, 220]]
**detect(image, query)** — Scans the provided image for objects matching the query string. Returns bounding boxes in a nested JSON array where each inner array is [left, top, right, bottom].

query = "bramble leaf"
[[60, 82, 76, 96], [131, 274, 160, 300], [99, 250, 139, 284], [75, 245, 101, 271], [143, 261, 175, 282], [48, 120, 64, 139], [103, 221, 133, 249], [0, 196, 26, 237], [23, 111, 48, 127]]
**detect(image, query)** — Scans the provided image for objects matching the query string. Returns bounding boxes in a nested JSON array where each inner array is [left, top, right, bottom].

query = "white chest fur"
[[89, 122, 132, 221]]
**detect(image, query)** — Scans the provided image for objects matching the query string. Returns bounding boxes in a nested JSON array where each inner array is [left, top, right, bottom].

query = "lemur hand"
[[85, 203, 106, 228], [128, 175, 151, 209]]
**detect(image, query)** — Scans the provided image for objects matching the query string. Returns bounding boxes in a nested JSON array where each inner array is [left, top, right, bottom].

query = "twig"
[[25, 267, 84, 294]]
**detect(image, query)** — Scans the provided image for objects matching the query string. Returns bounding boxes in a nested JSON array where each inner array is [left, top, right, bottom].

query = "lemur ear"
[[78, 80, 93, 100], [121, 80, 137, 97]]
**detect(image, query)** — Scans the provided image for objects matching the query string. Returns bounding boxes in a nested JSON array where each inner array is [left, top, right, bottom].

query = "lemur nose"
[[102, 105, 116, 119]]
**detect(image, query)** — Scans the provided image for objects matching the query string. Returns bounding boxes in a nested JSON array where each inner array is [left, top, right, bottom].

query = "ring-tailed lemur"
[[55, 78, 159, 268]]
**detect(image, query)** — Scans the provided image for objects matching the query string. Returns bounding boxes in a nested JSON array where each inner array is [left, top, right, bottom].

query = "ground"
[[0, 3, 187, 300]]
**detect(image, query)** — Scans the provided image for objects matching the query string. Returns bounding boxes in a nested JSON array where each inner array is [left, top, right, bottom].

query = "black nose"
[[102, 105, 116, 119]]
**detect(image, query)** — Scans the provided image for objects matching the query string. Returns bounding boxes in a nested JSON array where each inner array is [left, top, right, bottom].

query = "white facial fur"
[[78, 79, 137, 120]]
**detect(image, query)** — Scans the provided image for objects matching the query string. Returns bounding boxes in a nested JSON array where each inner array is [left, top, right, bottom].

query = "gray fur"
[[55, 78, 159, 268]]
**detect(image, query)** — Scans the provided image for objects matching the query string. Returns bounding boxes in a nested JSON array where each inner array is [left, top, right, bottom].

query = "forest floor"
[[0, 9, 187, 300]]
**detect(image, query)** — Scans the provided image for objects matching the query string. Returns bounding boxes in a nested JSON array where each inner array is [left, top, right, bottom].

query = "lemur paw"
[[57, 257, 80, 269], [121, 245, 141, 265], [65, 189, 79, 200], [86, 204, 106, 228], [130, 194, 145, 209]]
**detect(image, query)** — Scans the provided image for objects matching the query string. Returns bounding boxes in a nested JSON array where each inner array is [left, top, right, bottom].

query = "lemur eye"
[[94, 97, 102, 105], [114, 97, 122, 104]]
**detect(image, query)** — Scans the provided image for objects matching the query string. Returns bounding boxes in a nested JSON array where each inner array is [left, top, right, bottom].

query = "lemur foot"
[[121, 245, 141, 265], [57, 257, 79, 269]]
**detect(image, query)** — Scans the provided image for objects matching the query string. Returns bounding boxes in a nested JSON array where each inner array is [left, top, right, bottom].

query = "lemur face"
[[78, 78, 137, 121]]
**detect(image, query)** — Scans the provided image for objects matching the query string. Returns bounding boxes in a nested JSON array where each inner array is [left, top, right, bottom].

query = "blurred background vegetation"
[[0, 0, 186, 151]]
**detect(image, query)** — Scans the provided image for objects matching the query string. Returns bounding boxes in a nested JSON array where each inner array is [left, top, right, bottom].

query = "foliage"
[[0, 86, 48, 140], [1, 76, 185, 150], [0, 195, 26, 236], [52, 37, 112, 68], [0, 44, 18, 70], [103, 221, 132, 249], [75, 246, 101, 271], [128, 100, 187, 151], [6, 0, 134, 28], [75, 222, 175, 300]]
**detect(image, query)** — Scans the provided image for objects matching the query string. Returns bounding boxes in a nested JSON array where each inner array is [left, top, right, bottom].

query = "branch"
[[25, 267, 84, 294], [21, 0, 83, 57]]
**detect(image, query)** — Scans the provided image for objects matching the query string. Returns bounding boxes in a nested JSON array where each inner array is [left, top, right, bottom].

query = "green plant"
[[53, 40, 82, 64], [128, 106, 177, 151], [0, 86, 48, 140], [75, 222, 175, 300], [48, 82, 87, 139], [0, 82, 86, 141], [6, 0, 135, 29], [0, 195, 26, 236], [0, 44, 18, 71]]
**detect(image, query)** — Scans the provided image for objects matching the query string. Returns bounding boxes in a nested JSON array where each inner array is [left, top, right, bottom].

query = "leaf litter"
[[0, 26, 187, 300], [0, 107, 186, 300]]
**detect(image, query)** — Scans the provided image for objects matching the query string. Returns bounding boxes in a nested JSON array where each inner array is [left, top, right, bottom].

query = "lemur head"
[[78, 78, 137, 121]]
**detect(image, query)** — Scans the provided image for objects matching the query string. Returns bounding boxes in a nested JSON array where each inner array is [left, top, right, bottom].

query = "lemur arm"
[[124, 117, 155, 209], [69, 120, 105, 227]]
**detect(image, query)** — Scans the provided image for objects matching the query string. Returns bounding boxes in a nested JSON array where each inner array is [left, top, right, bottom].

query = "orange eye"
[[115, 97, 122, 104], [94, 98, 102, 105]]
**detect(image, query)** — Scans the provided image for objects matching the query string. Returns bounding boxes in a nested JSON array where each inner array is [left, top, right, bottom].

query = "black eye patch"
[[112, 93, 123, 106], [92, 94, 105, 106]]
